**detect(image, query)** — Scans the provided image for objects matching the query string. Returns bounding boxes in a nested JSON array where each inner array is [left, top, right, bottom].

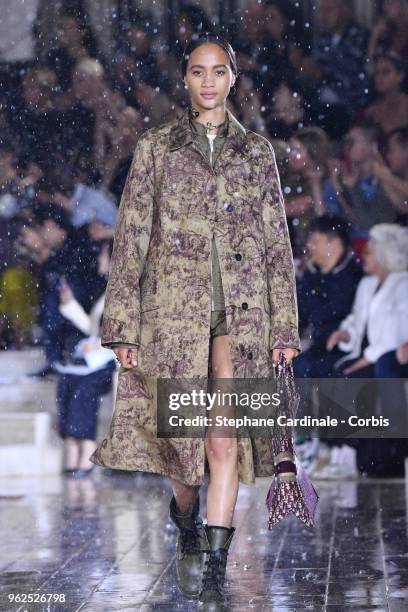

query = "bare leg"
[[65, 436, 80, 470], [170, 478, 200, 513], [79, 439, 98, 469], [205, 335, 238, 528]]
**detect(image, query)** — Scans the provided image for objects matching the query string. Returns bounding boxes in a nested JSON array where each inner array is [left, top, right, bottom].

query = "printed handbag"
[[266, 352, 319, 529]]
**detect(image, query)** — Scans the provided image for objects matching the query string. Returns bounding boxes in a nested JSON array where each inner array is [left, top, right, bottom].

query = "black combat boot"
[[198, 524, 235, 611], [169, 495, 205, 599]]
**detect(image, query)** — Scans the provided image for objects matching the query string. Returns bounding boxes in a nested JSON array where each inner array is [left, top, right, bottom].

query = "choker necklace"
[[189, 106, 225, 133], [205, 121, 224, 132]]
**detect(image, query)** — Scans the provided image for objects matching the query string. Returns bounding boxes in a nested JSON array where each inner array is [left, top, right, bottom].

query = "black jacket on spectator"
[[39, 227, 105, 364], [297, 250, 363, 350]]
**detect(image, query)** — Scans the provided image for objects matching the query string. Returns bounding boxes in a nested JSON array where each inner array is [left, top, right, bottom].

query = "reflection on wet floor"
[[0, 472, 407, 611]]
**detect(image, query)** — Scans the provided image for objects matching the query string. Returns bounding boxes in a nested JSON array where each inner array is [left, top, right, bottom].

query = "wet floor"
[[0, 472, 408, 611]]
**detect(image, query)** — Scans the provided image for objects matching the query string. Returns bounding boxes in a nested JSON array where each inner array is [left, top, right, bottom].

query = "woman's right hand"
[[113, 347, 138, 369], [327, 330, 351, 351]]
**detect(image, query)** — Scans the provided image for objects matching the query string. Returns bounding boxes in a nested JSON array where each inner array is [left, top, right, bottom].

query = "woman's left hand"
[[272, 347, 299, 367], [396, 342, 408, 365], [343, 357, 371, 375]]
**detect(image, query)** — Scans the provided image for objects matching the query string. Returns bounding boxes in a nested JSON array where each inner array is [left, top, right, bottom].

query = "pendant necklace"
[[189, 106, 225, 133], [205, 121, 224, 133]]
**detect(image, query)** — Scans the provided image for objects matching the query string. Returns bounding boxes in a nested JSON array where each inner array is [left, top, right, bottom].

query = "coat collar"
[[169, 106, 249, 158], [306, 249, 356, 276]]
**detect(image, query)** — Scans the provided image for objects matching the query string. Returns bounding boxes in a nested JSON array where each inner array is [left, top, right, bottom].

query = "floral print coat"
[[90, 106, 301, 486]]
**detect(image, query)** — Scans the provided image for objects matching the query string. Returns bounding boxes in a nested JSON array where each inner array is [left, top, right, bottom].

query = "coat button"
[[241, 302, 248, 310], [224, 202, 234, 212], [234, 253, 242, 261], [247, 351, 253, 360]]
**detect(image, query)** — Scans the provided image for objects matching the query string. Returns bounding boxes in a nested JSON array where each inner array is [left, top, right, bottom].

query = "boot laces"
[[202, 549, 227, 593]]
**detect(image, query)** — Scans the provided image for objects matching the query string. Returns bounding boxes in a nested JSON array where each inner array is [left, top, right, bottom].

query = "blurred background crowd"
[[1, 0, 408, 478]]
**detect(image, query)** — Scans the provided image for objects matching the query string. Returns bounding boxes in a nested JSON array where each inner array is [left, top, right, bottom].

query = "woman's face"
[[183, 43, 236, 113], [288, 138, 310, 172], [362, 240, 382, 275], [374, 59, 404, 95]]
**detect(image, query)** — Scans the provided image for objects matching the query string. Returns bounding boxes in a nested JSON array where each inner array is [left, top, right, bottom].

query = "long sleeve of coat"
[[101, 132, 155, 348], [261, 142, 301, 352]]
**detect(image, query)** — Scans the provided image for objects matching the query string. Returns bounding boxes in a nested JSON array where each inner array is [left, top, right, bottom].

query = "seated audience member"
[[232, 2, 266, 70], [173, 5, 213, 53], [117, 10, 160, 88], [46, 11, 100, 92], [17, 205, 104, 373], [266, 79, 313, 140], [233, 73, 267, 134], [378, 126, 408, 220], [285, 127, 332, 254], [329, 122, 398, 256], [56, 241, 116, 477], [59, 57, 124, 176], [293, 215, 362, 378], [131, 78, 180, 127], [327, 223, 408, 476], [101, 106, 144, 202], [368, 0, 408, 62], [257, 0, 298, 92], [364, 53, 408, 135], [15, 68, 66, 167], [327, 223, 408, 377]]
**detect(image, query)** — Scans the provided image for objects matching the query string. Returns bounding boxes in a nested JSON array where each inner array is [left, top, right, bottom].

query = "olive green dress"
[[189, 111, 228, 337]]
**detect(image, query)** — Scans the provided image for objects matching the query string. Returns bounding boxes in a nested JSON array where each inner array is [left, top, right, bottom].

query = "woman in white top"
[[327, 223, 408, 376], [326, 223, 408, 476]]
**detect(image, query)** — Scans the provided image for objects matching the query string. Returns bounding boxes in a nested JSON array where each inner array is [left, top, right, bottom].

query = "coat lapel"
[[169, 106, 193, 151], [169, 106, 253, 171]]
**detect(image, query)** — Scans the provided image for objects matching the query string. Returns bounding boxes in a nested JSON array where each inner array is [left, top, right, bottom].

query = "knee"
[[375, 350, 399, 378], [205, 437, 237, 463]]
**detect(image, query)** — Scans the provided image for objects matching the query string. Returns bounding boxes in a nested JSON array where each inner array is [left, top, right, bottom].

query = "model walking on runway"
[[90, 34, 300, 610]]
